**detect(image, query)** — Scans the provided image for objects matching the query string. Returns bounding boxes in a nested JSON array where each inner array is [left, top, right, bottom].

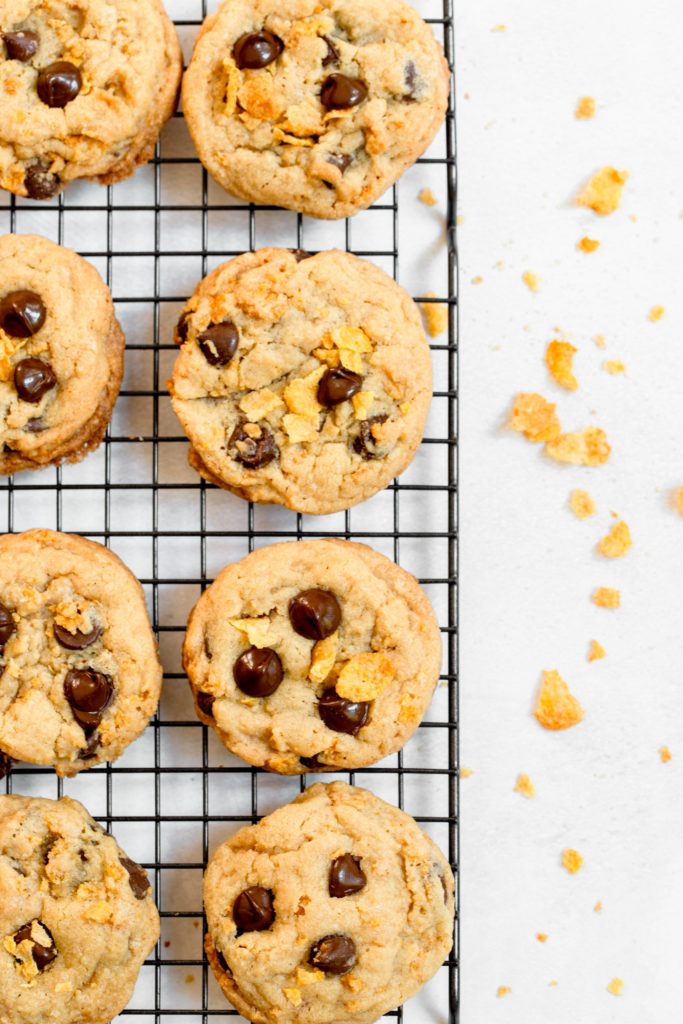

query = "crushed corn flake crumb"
[[594, 901, 603, 913], [185, 975, 195, 984], [570, 489, 596, 519], [660, 745, 672, 763], [593, 587, 621, 609], [594, 334, 606, 349], [496, 986, 512, 998], [549, 980, 559, 987], [420, 292, 449, 337], [545, 426, 611, 467], [561, 848, 584, 874], [603, 359, 625, 374], [588, 639, 606, 662], [649, 305, 665, 322], [546, 340, 578, 390], [534, 670, 584, 731], [309, 632, 338, 684], [578, 236, 600, 253], [492, 23, 507, 31], [514, 773, 536, 799], [283, 987, 302, 1006], [522, 271, 540, 292], [575, 96, 596, 119], [577, 166, 629, 215], [597, 520, 632, 558], [607, 978, 624, 997], [471, 275, 483, 284], [673, 487, 683, 515], [460, 767, 474, 778], [418, 187, 438, 206], [536, 933, 549, 943], [336, 652, 395, 702], [509, 393, 561, 443]]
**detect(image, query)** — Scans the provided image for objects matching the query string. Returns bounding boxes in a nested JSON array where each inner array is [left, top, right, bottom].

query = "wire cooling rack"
[[0, 1, 458, 1020]]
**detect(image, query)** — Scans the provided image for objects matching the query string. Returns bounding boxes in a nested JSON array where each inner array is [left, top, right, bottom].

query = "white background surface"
[[457, 1, 683, 1019]]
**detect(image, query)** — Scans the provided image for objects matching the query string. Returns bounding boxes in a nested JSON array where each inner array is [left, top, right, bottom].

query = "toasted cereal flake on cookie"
[[603, 360, 625, 374], [420, 292, 449, 337], [283, 987, 302, 1006], [352, 391, 375, 421], [660, 745, 672, 763], [577, 166, 629, 215], [593, 587, 621, 609], [546, 340, 578, 390], [570, 489, 597, 519], [283, 366, 325, 417], [239, 387, 284, 421], [336, 652, 395, 702], [546, 427, 611, 466], [418, 187, 438, 206], [228, 617, 272, 648], [588, 640, 606, 662], [514, 773, 536, 799], [561, 848, 584, 874], [597, 520, 632, 558], [649, 305, 665, 322], [578, 236, 600, 252], [309, 632, 338, 684], [496, 986, 512, 998], [522, 271, 540, 292], [607, 978, 624, 997], [534, 670, 584, 731], [575, 96, 596, 119], [283, 413, 318, 444], [509, 393, 561, 443]]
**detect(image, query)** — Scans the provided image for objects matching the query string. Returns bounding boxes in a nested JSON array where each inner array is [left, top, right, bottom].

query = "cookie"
[[204, 781, 454, 1024], [169, 249, 433, 515], [182, 0, 449, 219], [0, 0, 182, 199], [0, 234, 124, 474], [0, 529, 162, 776], [183, 539, 442, 774], [0, 794, 159, 1024]]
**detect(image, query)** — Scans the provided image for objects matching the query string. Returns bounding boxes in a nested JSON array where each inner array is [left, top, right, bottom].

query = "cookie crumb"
[[534, 670, 584, 731], [514, 773, 536, 799], [509, 393, 561, 443], [164, 940, 171, 948], [492, 23, 507, 31], [671, 487, 683, 515], [603, 359, 625, 374], [570, 489, 596, 519], [607, 978, 624, 997], [597, 520, 632, 558], [577, 166, 629, 215], [594, 900, 603, 913], [594, 334, 606, 349], [575, 96, 596, 119], [588, 640, 606, 662], [546, 340, 578, 390], [471, 275, 483, 284], [496, 986, 512, 998], [546, 427, 611, 467], [536, 933, 549, 943], [561, 848, 584, 874], [578, 236, 600, 253], [593, 587, 621, 609], [660, 745, 672, 763], [420, 292, 449, 337], [418, 187, 438, 206], [522, 271, 540, 292], [460, 766, 474, 778], [185, 974, 195, 984], [648, 305, 665, 322], [549, 980, 559, 987]]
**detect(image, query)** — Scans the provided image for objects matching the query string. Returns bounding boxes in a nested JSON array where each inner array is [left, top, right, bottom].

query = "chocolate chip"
[[228, 422, 279, 469], [329, 854, 367, 898], [308, 934, 356, 975], [196, 691, 215, 717], [300, 753, 325, 770], [233, 646, 283, 697], [320, 74, 367, 111], [233, 886, 275, 932], [14, 359, 57, 403], [404, 60, 419, 101], [198, 321, 239, 366], [0, 750, 13, 780], [290, 249, 313, 262], [26, 417, 47, 433], [119, 856, 151, 899], [317, 367, 362, 408], [3, 30, 39, 62], [216, 948, 231, 974], [289, 589, 341, 641], [12, 921, 57, 971], [37, 61, 82, 108], [0, 290, 46, 338], [353, 415, 388, 460], [53, 623, 102, 651], [327, 152, 353, 173], [233, 31, 284, 69], [24, 163, 60, 200], [318, 687, 369, 735], [176, 311, 190, 344], [0, 602, 15, 646], [322, 35, 340, 67], [78, 731, 100, 760], [64, 668, 114, 731]]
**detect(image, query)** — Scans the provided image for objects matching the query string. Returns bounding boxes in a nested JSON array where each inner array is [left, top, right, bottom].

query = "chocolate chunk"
[[318, 687, 369, 735], [3, 30, 39, 62], [119, 856, 151, 899], [329, 854, 367, 898], [322, 35, 340, 67], [233, 31, 284, 70], [290, 249, 313, 262], [78, 731, 100, 760], [14, 359, 57, 403], [320, 74, 367, 110], [327, 152, 353, 173], [176, 310, 190, 344], [64, 668, 114, 731], [404, 60, 419, 101], [37, 61, 82, 108], [308, 934, 357, 975], [228, 422, 279, 469], [53, 623, 102, 651], [233, 646, 283, 697], [300, 753, 325, 770], [196, 691, 216, 717], [233, 886, 275, 932], [26, 417, 47, 433], [198, 321, 239, 366], [24, 163, 60, 200], [0, 602, 15, 646], [353, 415, 388, 460], [0, 750, 13, 780], [288, 589, 341, 641], [317, 367, 362, 407], [0, 290, 46, 338], [12, 921, 57, 971]]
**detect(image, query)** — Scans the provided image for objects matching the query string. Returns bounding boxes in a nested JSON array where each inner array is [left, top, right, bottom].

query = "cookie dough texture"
[[184, 540, 442, 774], [0, 529, 162, 776], [0, 0, 182, 198], [182, 0, 449, 218], [169, 249, 433, 515], [204, 781, 455, 1024], [0, 794, 159, 1024], [0, 234, 124, 474]]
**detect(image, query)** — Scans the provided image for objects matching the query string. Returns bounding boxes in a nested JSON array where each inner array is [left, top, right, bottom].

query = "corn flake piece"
[[420, 292, 449, 337], [283, 987, 302, 1006], [238, 388, 284, 421], [578, 236, 600, 252], [313, 347, 340, 367], [283, 367, 325, 417], [283, 413, 318, 444], [546, 340, 578, 390], [82, 900, 113, 923], [534, 670, 584, 731], [588, 640, 606, 662], [649, 305, 665, 322], [0, 329, 23, 382], [339, 348, 364, 374], [570, 489, 596, 519], [514, 773, 536, 799], [597, 520, 632, 558], [593, 587, 621, 609], [509, 393, 561, 443], [545, 427, 611, 466], [577, 166, 629, 215], [273, 127, 314, 147], [561, 848, 584, 874], [607, 978, 624, 997], [603, 359, 625, 374], [222, 58, 241, 118], [309, 631, 338, 684], [660, 745, 672, 763], [496, 986, 512, 998], [522, 271, 540, 292], [336, 652, 395, 702], [418, 187, 437, 206], [330, 326, 372, 353], [342, 974, 364, 992], [575, 96, 596, 119], [537, 933, 549, 943], [228, 617, 272, 648], [594, 901, 603, 913], [673, 487, 683, 515], [296, 967, 325, 987], [594, 333, 606, 349], [460, 766, 474, 778], [55, 981, 73, 993], [351, 391, 374, 420]]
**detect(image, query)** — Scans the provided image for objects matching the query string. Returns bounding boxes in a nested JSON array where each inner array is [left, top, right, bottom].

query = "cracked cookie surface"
[[204, 781, 454, 1024], [0, 529, 162, 776], [0, 0, 182, 198], [183, 539, 442, 774], [169, 249, 433, 515], [182, 0, 449, 219], [0, 794, 159, 1024], [0, 234, 124, 474]]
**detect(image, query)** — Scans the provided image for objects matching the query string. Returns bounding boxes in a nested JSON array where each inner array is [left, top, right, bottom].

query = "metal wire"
[[0, 2, 458, 1020]]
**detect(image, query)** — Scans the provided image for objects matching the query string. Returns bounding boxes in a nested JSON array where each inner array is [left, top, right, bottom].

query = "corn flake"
[[597, 520, 632, 558], [561, 848, 584, 874], [330, 326, 372, 353], [351, 391, 374, 420], [0, 329, 23, 382], [420, 292, 449, 337], [283, 367, 325, 417], [575, 96, 596, 119], [546, 340, 578, 390], [537, 933, 549, 943], [592, 587, 620, 609], [570, 489, 596, 519], [509, 393, 561, 443], [283, 987, 302, 1006], [283, 413, 318, 444], [228, 617, 272, 648], [222, 58, 241, 118], [534, 670, 584, 731], [514, 773, 536, 799], [309, 632, 338, 684], [660, 745, 672, 763], [238, 388, 284, 421], [577, 166, 629, 215], [578, 236, 600, 252], [603, 360, 625, 374], [607, 978, 624, 997], [588, 640, 606, 662], [336, 652, 395, 702], [649, 305, 665, 322], [545, 427, 611, 466], [522, 271, 540, 292], [339, 348, 364, 374], [496, 986, 512, 998], [418, 187, 437, 206]]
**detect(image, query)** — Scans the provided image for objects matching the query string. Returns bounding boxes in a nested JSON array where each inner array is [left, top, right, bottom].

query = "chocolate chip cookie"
[[0, 0, 182, 199], [204, 781, 454, 1024], [0, 234, 124, 474], [183, 539, 442, 774], [0, 529, 162, 776], [169, 249, 433, 515], [182, 0, 449, 219], [0, 794, 159, 1024]]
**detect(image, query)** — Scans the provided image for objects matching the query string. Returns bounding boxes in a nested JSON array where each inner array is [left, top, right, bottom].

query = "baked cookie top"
[[183, 540, 442, 774], [0, 794, 159, 1024], [169, 249, 433, 515], [0, 0, 182, 198], [204, 781, 454, 1024], [182, 0, 449, 218], [0, 234, 124, 474], [0, 529, 162, 776]]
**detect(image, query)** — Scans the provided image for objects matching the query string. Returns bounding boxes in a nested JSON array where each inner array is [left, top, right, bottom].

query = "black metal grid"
[[0, 1, 458, 1020]]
